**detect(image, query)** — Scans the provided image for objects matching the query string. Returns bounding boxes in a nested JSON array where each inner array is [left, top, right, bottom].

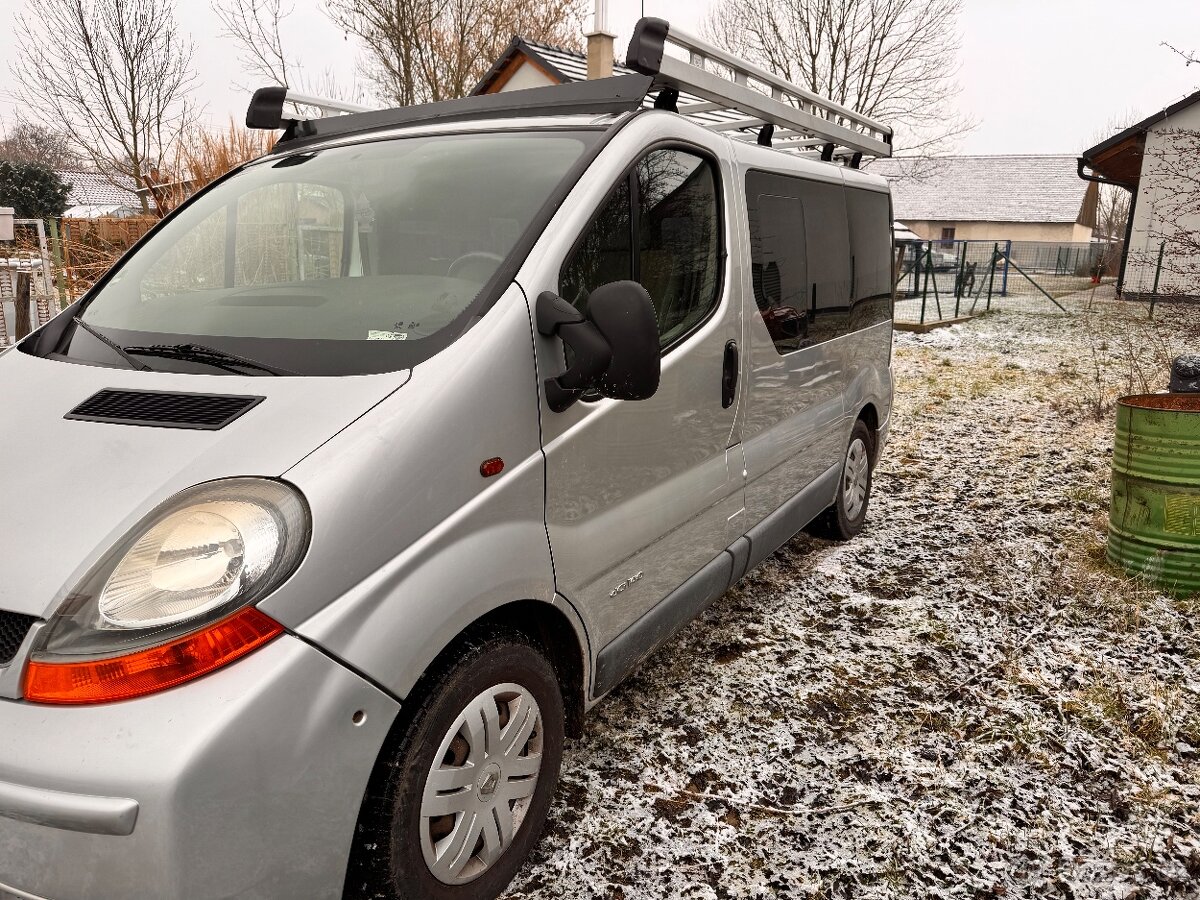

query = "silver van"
[[0, 20, 893, 900]]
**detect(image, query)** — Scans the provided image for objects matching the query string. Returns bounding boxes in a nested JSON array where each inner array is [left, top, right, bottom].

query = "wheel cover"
[[843, 437, 870, 520], [419, 683, 544, 885]]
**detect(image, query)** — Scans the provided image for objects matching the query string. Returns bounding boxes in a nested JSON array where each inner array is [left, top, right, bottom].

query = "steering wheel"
[[447, 251, 504, 282]]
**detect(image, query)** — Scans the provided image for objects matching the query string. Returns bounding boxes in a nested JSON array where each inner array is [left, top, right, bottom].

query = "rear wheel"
[[345, 631, 564, 900], [812, 419, 875, 541]]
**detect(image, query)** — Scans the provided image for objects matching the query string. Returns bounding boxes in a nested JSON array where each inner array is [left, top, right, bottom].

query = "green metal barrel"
[[1109, 393, 1200, 594]]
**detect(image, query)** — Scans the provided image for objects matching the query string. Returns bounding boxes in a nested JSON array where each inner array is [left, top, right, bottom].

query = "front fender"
[[287, 452, 557, 699]]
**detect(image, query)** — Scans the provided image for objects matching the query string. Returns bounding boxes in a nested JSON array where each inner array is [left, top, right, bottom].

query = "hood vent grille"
[[66, 389, 263, 430], [0, 611, 37, 666]]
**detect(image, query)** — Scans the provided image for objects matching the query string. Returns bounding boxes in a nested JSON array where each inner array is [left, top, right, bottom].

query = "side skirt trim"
[[593, 551, 732, 697], [591, 462, 841, 699], [743, 463, 840, 572]]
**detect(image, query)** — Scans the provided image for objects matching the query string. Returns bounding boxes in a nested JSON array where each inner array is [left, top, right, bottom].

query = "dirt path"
[[504, 299, 1200, 900]]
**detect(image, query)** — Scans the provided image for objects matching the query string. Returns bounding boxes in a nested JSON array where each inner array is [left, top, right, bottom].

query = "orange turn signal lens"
[[23, 607, 284, 705]]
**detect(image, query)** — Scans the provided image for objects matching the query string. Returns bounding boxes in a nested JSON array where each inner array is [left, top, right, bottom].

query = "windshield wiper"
[[72, 317, 153, 371], [122, 342, 296, 376]]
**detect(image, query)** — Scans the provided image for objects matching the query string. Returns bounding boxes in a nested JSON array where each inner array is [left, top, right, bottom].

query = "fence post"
[[986, 244, 1000, 310], [919, 242, 931, 324], [1151, 240, 1166, 295], [47, 218, 68, 313], [1149, 240, 1166, 319], [1000, 239, 1011, 296], [954, 242, 966, 317]]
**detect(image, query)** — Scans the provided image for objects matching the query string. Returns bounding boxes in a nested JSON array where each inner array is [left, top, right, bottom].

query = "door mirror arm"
[[536, 292, 612, 412]]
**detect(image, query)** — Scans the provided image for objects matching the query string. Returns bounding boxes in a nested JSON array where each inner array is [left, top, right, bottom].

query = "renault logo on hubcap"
[[478, 763, 502, 798]]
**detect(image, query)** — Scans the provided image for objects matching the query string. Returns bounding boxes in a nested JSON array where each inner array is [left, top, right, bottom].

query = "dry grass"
[[150, 119, 276, 214]]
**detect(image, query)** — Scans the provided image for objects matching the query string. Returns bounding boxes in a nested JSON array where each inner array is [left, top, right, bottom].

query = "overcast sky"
[[1, 0, 1197, 155]]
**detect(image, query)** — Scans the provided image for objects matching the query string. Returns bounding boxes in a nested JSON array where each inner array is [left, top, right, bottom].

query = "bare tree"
[[703, 0, 974, 156], [324, 0, 586, 106], [212, 0, 364, 102], [1161, 41, 1199, 68], [11, 0, 198, 213], [214, 0, 297, 89], [0, 120, 85, 170], [1129, 128, 1200, 297]]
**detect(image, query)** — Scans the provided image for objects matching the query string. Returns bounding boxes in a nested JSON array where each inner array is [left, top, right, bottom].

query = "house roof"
[[1080, 88, 1200, 187], [869, 155, 1094, 224], [56, 170, 142, 209], [472, 37, 637, 95]]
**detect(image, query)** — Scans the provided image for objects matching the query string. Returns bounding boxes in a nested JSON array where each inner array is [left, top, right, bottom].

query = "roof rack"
[[625, 18, 892, 159], [247, 17, 891, 161]]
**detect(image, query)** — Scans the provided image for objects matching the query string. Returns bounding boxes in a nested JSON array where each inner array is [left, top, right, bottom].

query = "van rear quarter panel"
[[261, 285, 560, 701], [731, 145, 893, 524], [842, 165, 895, 434]]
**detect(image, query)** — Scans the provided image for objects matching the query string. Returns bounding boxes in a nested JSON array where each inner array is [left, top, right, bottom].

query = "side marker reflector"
[[24, 607, 284, 705], [480, 457, 505, 478]]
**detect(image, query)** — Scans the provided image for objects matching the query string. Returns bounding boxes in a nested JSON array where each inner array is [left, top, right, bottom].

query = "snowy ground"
[[503, 293, 1200, 900]]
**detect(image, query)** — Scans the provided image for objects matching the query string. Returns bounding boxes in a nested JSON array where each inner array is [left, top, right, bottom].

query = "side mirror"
[[537, 281, 661, 412]]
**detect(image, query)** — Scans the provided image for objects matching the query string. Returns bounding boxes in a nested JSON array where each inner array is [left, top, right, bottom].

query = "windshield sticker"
[[368, 330, 409, 341]]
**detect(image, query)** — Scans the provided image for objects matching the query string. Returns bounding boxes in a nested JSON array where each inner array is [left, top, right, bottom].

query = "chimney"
[[586, 0, 616, 80]]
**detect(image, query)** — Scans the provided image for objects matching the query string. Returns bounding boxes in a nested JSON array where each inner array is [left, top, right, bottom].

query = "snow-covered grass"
[[504, 296, 1200, 900]]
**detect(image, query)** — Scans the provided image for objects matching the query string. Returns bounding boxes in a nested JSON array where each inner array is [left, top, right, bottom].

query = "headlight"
[[100, 498, 286, 628], [25, 478, 309, 704]]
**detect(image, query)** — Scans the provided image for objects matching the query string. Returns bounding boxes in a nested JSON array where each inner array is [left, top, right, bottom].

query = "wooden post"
[[15, 270, 32, 339], [48, 218, 69, 312]]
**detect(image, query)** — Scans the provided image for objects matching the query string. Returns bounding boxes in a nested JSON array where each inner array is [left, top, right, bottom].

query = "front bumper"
[[0, 634, 399, 900]]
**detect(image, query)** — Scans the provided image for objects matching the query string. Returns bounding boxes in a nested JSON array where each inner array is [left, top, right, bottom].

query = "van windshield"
[[70, 131, 597, 375]]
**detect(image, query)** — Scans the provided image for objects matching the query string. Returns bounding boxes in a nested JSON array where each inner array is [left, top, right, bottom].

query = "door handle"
[[721, 340, 738, 409]]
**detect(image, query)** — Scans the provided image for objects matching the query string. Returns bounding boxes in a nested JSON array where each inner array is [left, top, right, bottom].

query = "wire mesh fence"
[[893, 239, 1121, 325]]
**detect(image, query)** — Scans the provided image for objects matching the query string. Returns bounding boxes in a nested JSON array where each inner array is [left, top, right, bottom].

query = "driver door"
[[534, 143, 744, 686]]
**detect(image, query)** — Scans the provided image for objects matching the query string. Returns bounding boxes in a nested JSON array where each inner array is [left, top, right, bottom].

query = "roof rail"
[[247, 76, 653, 149], [246, 18, 891, 160]]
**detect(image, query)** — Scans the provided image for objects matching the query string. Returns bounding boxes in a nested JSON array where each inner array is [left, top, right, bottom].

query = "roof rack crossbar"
[[628, 17, 892, 159], [283, 91, 374, 117]]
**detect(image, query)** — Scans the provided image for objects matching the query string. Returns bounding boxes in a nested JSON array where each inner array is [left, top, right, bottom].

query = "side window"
[[636, 150, 721, 347], [560, 148, 721, 350], [559, 177, 631, 312], [746, 171, 852, 353], [748, 191, 808, 354], [800, 179, 851, 344], [846, 188, 894, 332]]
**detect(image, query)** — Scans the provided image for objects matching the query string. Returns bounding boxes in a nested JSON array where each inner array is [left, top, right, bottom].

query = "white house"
[[56, 170, 146, 218], [1081, 89, 1200, 299], [870, 155, 1098, 245]]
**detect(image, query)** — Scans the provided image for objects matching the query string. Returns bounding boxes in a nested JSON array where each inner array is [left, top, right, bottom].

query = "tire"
[[345, 630, 565, 900], [812, 419, 875, 541]]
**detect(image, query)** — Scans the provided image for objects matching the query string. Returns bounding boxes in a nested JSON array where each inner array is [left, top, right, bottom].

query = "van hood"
[[0, 349, 408, 619]]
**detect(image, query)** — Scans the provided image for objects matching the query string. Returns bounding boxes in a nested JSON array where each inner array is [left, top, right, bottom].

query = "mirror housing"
[[537, 282, 661, 412]]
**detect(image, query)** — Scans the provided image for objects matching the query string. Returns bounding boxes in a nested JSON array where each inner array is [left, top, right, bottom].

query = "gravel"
[[503, 294, 1200, 900]]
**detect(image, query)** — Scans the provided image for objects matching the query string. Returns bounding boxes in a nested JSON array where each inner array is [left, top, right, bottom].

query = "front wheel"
[[345, 630, 564, 900], [812, 419, 875, 541]]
